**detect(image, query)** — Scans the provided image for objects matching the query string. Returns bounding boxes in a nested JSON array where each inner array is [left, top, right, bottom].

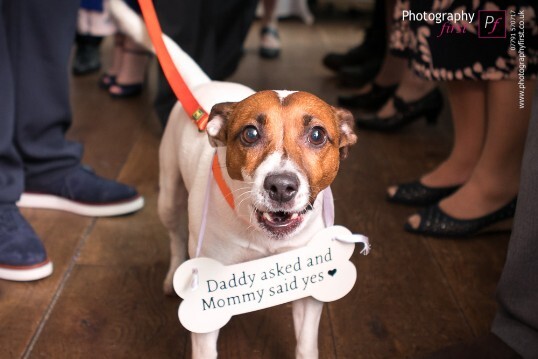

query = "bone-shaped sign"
[[173, 226, 368, 333]]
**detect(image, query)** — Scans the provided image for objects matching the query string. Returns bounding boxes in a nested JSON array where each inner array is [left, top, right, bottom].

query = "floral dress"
[[390, 0, 538, 80]]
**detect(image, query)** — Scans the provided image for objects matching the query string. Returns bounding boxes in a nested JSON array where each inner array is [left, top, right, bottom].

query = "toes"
[[387, 185, 398, 198], [407, 214, 421, 230]]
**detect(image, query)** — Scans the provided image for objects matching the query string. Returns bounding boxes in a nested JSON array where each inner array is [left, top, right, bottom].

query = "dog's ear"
[[332, 106, 357, 159], [207, 102, 236, 147]]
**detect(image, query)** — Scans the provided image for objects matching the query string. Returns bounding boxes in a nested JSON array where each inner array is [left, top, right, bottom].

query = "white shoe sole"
[[17, 193, 145, 217], [0, 261, 53, 281]]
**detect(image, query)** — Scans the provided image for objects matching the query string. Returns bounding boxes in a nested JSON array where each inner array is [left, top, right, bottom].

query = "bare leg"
[[260, 0, 281, 56], [101, 33, 125, 87], [261, 0, 278, 28], [293, 297, 324, 359], [408, 79, 535, 227], [388, 80, 486, 198], [373, 0, 400, 89], [109, 36, 150, 93]]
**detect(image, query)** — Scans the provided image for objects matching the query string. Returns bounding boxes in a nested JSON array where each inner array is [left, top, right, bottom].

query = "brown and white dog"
[[110, 2, 357, 358]]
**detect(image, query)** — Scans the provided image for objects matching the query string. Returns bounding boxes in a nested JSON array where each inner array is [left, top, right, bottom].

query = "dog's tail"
[[108, 0, 211, 89]]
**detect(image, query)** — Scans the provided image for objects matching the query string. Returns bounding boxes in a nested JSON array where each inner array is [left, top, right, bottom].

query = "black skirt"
[[390, 1, 538, 80]]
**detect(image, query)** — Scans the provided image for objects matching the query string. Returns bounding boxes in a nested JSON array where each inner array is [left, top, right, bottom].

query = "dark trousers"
[[492, 88, 538, 357], [153, 0, 258, 126], [0, 0, 82, 203]]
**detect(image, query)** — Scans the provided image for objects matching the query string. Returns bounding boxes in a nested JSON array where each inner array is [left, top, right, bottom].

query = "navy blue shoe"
[[0, 204, 53, 281], [18, 166, 144, 217]]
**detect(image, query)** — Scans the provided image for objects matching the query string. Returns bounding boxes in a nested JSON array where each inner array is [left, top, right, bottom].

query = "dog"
[[110, 2, 357, 358]]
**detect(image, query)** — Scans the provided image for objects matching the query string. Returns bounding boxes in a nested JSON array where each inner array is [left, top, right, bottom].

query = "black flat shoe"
[[338, 83, 398, 111], [338, 57, 383, 88], [355, 88, 443, 132], [405, 198, 517, 238], [323, 41, 384, 72], [72, 43, 101, 76], [388, 181, 461, 206]]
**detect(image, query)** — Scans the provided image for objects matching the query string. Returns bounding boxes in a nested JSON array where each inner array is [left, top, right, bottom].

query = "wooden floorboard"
[[0, 15, 510, 359]]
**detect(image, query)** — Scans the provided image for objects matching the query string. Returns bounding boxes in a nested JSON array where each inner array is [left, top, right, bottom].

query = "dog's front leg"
[[292, 297, 324, 359], [191, 330, 220, 359]]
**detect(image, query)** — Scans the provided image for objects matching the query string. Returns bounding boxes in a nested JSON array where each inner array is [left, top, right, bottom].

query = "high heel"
[[405, 197, 517, 238], [98, 73, 116, 90], [387, 180, 461, 206], [109, 48, 152, 98], [355, 88, 443, 132], [337, 83, 398, 111], [98, 35, 123, 90]]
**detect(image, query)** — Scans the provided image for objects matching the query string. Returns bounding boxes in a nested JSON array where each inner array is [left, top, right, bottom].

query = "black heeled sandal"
[[405, 197, 517, 238], [355, 88, 443, 132], [98, 35, 123, 90], [109, 48, 152, 98], [99, 73, 116, 90], [387, 181, 461, 206], [337, 83, 398, 111]]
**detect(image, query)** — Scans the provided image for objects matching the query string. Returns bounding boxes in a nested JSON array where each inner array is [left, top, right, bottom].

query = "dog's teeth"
[[291, 213, 298, 220], [263, 212, 273, 221]]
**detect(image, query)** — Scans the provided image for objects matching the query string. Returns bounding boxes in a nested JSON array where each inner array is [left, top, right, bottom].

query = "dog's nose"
[[264, 173, 299, 203]]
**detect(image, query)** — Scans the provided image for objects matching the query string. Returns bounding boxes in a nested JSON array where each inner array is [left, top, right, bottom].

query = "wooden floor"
[[1, 15, 511, 359]]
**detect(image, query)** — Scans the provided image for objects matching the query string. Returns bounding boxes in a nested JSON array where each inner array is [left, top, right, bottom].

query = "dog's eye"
[[308, 127, 327, 146], [241, 126, 260, 145]]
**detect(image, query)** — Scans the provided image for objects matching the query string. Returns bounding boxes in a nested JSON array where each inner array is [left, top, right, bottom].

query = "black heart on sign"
[[328, 269, 337, 276]]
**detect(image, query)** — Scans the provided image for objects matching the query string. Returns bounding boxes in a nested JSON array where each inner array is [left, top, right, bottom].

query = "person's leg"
[[6, 0, 83, 184], [436, 80, 531, 219], [407, 79, 534, 231], [153, 0, 257, 127], [153, 0, 203, 126], [73, 32, 103, 76], [339, 52, 406, 99], [420, 81, 486, 187], [0, 0, 52, 282], [336, 0, 393, 87], [259, 0, 281, 59], [0, 1, 22, 204], [322, 0, 386, 72], [492, 86, 538, 358], [386, 81, 485, 205], [99, 33, 125, 89], [108, 36, 151, 97], [261, 0, 278, 29], [212, 0, 258, 78], [8, 0, 143, 217]]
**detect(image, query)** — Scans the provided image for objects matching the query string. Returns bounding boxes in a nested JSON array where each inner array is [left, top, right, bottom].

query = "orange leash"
[[138, 0, 208, 131], [138, 0, 234, 209]]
